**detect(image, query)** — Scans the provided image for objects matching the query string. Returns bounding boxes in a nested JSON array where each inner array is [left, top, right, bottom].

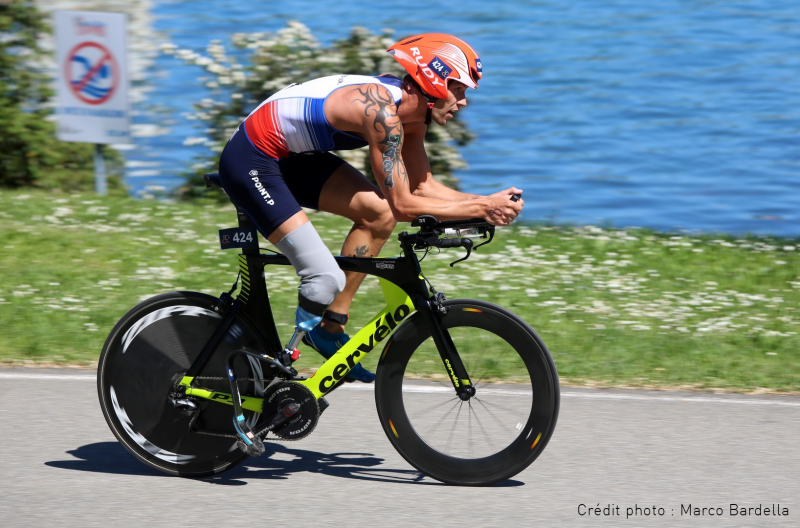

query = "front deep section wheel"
[[97, 292, 272, 477], [375, 299, 559, 486]]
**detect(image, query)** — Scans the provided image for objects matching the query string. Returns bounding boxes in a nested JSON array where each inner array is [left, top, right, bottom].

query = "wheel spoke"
[[468, 401, 497, 453], [472, 395, 520, 433], [444, 401, 464, 455], [465, 341, 488, 385], [468, 400, 473, 458], [421, 397, 463, 440], [407, 390, 459, 411]]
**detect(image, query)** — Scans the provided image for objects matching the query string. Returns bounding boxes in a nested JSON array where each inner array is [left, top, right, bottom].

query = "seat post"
[[233, 206, 283, 353], [236, 208, 261, 256]]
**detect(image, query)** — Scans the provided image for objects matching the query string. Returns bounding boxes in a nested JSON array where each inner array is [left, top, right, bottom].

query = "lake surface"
[[124, 0, 799, 236]]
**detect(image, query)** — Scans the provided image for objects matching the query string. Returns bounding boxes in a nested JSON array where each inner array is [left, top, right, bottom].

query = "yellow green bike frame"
[[171, 207, 481, 420], [178, 277, 415, 408]]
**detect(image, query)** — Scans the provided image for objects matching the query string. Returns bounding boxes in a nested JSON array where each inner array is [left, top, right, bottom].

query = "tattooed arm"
[[352, 84, 407, 191], [353, 84, 521, 225]]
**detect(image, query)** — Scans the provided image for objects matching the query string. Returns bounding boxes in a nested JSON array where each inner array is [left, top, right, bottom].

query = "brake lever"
[[473, 226, 495, 251], [450, 238, 473, 267]]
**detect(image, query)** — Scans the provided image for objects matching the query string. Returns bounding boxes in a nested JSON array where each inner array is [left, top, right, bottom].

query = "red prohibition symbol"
[[65, 41, 119, 105]]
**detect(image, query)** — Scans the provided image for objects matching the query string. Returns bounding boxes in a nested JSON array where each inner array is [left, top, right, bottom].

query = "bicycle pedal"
[[237, 437, 265, 457]]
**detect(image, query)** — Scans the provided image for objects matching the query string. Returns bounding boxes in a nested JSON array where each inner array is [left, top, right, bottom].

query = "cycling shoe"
[[302, 326, 375, 383]]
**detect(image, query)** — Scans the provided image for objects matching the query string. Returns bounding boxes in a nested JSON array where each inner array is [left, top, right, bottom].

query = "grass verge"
[[1, 189, 798, 392]]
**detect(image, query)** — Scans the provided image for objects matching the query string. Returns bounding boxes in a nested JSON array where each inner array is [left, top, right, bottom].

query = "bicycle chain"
[[195, 407, 314, 442], [192, 377, 312, 442], [193, 376, 267, 382]]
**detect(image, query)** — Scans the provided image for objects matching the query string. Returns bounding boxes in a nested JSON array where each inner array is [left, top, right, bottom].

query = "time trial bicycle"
[[97, 172, 559, 486]]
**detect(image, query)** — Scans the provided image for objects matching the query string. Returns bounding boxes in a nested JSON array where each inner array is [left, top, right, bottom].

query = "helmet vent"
[[399, 37, 424, 46]]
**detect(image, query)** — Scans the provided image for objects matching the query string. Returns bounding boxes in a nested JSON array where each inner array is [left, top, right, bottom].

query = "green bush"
[[162, 22, 473, 201]]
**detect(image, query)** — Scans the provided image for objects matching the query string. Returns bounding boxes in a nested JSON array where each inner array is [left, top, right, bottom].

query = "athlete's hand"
[[488, 187, 523, 200], [482, 190, 524, 226]]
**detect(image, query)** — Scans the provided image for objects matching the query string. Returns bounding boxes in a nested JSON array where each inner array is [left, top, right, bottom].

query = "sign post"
[[55, 11, 130, 195]]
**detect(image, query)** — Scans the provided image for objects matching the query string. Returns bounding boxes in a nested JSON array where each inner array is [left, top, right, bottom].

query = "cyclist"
[[217, 33, 524, 383]]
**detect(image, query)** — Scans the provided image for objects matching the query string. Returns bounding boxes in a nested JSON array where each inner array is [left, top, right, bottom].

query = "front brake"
[[473, 225, 495, 251]]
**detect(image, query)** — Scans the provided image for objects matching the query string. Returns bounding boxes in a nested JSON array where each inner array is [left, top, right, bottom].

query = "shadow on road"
[[45, 442, 524, 487], [45, 442, 164, 477]]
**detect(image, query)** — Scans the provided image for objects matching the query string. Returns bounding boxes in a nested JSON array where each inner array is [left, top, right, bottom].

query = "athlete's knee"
[[361, 201, 396, 240], [376, 207, 397, 239], [332, 266, 346, 292], [302, 267, 346, 303], [275, 222, 344, 320]]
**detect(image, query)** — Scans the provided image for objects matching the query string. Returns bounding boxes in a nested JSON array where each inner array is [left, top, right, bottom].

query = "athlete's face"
[[432, 81, 468, 126]]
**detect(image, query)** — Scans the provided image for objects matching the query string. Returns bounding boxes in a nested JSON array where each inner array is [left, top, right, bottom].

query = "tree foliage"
[[163, 21, 473, 200], [0, 0, 122, 191]]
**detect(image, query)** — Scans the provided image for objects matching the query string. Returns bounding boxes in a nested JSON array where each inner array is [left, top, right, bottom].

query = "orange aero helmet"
[[387, 33, 483, 100]]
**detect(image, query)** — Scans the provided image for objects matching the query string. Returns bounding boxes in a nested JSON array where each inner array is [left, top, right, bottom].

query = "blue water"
[[129, 0, 800, 236]]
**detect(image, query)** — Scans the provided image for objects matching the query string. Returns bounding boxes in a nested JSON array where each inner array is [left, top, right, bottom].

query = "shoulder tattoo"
[[353, 85, 405, 189]]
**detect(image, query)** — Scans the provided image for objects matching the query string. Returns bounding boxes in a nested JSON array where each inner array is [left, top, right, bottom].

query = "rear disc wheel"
[[97, 292, 271, 477]]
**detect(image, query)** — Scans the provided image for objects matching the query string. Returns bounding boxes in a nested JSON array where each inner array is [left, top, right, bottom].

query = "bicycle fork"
[[427, 294, 476, 400]]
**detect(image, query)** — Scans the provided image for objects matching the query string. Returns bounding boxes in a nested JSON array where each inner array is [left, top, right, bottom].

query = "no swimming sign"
[[55, 11, 130, 144]]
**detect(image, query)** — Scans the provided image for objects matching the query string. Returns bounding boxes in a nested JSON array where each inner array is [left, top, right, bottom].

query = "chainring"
[[262, 381, 319, 440]]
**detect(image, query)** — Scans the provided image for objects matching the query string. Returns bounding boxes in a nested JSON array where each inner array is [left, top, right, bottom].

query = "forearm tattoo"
[[382, 134, 400, 187], [353, 85, 405, 189]]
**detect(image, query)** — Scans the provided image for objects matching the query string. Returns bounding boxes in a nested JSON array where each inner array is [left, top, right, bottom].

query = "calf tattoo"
[[353, 245, 371, 258], [353, 85, 406, 190]]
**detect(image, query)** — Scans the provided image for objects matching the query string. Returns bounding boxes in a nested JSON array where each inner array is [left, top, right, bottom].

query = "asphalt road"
[[1, 368, 798, 527]]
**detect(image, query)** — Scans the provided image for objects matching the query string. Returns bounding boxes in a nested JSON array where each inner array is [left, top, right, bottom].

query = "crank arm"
[[254, 401, 302, 438], [233, 415, 264, 456], [226, 348, 289, 456], [225, 348, 296, 422], [233, 393, 301, 456]]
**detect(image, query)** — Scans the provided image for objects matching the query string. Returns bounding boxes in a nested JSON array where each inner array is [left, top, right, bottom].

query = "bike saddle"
[[204, 172, 222, 188]]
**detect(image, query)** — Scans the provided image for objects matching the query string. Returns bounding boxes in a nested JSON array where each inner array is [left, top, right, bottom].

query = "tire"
[[375, 299, 559, 486], [97, 292, 272, 477]]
